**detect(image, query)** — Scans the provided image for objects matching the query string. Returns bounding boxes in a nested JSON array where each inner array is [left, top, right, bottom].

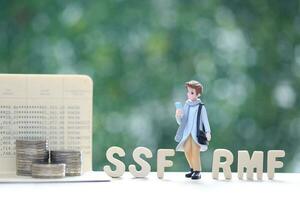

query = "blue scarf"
[[174, 99, 201, 142]]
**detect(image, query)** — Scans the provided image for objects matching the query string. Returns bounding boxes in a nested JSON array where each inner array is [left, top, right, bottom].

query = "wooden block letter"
[[129, 147, 153, 178], [238, 150, 263, 180], [267, 150, 285, 180], [212, 149, 233, 180], [157, 149, 175, 179], [103, 146, 126, 178]]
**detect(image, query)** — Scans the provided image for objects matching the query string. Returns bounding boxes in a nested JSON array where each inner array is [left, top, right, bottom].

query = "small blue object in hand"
[[174, 102, 183, 110]]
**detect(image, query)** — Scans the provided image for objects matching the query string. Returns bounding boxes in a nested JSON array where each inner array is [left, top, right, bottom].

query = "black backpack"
[[196, 103, 209, 145]]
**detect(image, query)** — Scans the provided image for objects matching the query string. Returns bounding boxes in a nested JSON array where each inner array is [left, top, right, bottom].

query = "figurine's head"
[[185, 80, 203, 101]]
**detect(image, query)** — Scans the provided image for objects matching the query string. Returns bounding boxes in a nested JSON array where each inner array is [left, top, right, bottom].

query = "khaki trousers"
[[183, 135, 201, 171]]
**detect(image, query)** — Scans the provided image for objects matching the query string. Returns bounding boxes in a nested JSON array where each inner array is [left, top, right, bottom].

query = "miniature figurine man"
[[175, 80, 211, 180]]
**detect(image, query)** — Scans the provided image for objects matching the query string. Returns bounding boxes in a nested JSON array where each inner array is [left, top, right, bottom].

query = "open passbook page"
[[0, 74, 97, 181]]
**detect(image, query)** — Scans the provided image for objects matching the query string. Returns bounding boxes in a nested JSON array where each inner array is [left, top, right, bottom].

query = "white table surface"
[[0, 172, 298, 200]]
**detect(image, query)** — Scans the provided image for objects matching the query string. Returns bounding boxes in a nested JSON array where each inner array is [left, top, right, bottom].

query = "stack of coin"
[[31, 163, 66, 178], [51, 150, 82, 176], [15, 140, 49, 176]]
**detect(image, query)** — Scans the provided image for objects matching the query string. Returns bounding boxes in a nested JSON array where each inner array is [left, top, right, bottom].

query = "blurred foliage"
[[1, 0, 300, 172]]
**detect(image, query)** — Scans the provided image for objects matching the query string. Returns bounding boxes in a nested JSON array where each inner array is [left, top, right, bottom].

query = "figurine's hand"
[[206, 132, 211, 141], [175, 109, 183, 118]]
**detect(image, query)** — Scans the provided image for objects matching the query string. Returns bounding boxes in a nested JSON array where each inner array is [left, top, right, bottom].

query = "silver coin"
[[31, 163, 65, 179], [50, 150, 83, 176], [15, 140, 49, 176]]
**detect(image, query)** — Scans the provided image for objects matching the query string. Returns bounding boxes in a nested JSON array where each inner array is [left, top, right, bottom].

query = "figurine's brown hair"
[[185, 80, 203, 96]]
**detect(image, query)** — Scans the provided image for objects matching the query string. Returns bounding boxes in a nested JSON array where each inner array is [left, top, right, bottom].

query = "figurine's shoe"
[[185, 168, 194, 178], [191, 171, 201, 180]]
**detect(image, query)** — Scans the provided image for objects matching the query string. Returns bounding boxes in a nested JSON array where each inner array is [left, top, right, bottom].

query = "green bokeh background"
[[1, 0, 300, 172]]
